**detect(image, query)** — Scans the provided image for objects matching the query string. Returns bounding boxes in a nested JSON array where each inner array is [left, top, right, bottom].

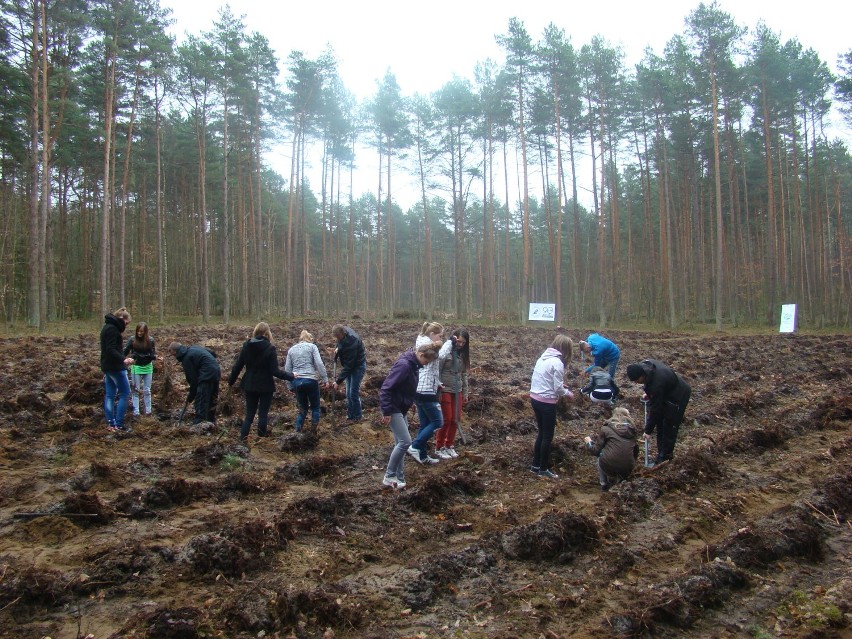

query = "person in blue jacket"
[[578, 333, 621, 378], [379, 342, 440, 490]]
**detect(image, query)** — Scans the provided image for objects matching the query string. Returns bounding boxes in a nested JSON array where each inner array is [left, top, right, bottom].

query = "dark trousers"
[[241, 391, 273, 438], [194, 380, 219, 424], [531, 398, 557, 470], [655, 420, 680, 463]]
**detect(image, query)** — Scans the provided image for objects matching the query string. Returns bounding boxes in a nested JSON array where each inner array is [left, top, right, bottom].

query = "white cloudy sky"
[[161, 0, 851, 207]]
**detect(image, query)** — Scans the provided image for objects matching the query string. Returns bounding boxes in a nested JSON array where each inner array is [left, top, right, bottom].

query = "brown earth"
[[0, 321, 850, 639]]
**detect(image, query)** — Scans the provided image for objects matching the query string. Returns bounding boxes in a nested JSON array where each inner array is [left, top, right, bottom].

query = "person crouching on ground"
[[436, 328, 470, 458], [284, 329, 329, 432], [228, 322, 293, 440], [584, 407, 639, 491], [626, 359, 692, 465], [529, 334, 575, 479], [380, 342, 441, 489], [581, 366, 620, 405], [169, 341, 221, 425]]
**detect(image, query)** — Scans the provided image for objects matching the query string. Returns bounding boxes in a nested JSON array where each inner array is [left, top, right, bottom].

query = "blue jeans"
[[104, 370, 131, 428], [131, 371, 153, 414], [241, 391, 273, 439], [604, 356, 620, 380], [412, 399, 443, 459], [343, 361, 366, 420], [293, 378, 321, 430]]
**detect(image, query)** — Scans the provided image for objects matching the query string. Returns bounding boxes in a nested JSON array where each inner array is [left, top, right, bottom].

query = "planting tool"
[[177, 398, 189, 424], [641, 397, 653, 467]]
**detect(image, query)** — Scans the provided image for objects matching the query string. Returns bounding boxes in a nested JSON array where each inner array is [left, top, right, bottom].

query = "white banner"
[[528, 303, 556, 322], [779, 303, 797, 333]]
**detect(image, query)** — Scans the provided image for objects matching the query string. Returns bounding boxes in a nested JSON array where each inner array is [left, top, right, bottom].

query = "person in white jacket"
[[529, 334, 575, 479]]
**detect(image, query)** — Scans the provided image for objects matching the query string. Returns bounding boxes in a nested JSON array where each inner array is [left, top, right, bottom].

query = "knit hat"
[[626, 363, 645, 381]]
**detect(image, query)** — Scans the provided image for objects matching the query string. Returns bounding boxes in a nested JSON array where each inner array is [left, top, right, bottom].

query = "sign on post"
[[779, 304, 797, 333], [528, 303, 556, 322]]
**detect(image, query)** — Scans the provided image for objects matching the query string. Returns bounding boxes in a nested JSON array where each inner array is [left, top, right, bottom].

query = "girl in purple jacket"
[[380, 343, 440, 489]]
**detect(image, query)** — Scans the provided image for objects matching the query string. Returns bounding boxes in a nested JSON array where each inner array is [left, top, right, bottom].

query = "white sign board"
[[779, 304, 797, 333], [528, 303, 556, 322]]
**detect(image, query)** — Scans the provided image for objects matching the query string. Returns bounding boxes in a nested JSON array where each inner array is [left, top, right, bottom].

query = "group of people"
[[101, 310, 690, 495], [379, 322, 470, 489], [99, 310, 368, 439], [530, 332, 692, 490]]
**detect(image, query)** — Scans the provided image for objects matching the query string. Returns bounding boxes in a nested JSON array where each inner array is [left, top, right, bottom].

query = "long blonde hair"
[[299, 329, 314, 343]]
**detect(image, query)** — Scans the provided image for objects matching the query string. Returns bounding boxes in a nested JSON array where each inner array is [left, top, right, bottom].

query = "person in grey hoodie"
[[228, 322, 293, 440], [584, 407, 639, 490], [284, 329, 329, 432]]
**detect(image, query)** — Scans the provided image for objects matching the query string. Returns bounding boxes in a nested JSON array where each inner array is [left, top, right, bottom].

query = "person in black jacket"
[[626, 359, 692, 465], [228, 322, 293, 440], [331, 324, 367, 422], [100, 307, 134, 432], [169, 341, 222, 425]]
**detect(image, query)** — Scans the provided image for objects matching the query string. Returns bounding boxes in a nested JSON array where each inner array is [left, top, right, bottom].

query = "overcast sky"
[[160, 0, 851, 207]]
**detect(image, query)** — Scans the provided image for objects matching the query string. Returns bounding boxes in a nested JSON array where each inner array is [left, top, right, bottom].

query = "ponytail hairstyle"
[[299, 329, 314, 343], [419, 321, 444, 337]]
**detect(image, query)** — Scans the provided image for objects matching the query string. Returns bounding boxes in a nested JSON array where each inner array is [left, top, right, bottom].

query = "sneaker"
[[395, 478, 407, 489], [436, 447, 453, 459], [382, 476, 397, 488], [537, 469, 559, 479], [407, 445, 424, 463], [601, 483, 611, 492], [529, 465, 541, 474], [421, 455, 440, 465], [446, 447, 459, 458]]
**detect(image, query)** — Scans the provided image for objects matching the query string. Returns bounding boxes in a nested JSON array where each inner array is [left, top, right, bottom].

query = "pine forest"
[[1, 0, 851, 330]]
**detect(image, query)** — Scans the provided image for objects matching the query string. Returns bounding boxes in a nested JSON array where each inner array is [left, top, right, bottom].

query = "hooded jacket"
[[588, 418, 639, 478], [379, 349, 422, 416], [176, 345, 222, 398], [530, 348, 573, 403], [636, 359, 691, 434], [100, 314, 128, 373], [228, 337, 292, 394], [333, 327, 366, 384], [583, 333, 620, 373]]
